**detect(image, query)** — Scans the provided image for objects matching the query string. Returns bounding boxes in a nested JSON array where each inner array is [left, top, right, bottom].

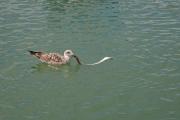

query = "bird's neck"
[[64, 55, 70, 62]]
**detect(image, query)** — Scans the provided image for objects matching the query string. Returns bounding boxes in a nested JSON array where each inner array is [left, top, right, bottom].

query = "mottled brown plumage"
[[28, 50, 81, 65]]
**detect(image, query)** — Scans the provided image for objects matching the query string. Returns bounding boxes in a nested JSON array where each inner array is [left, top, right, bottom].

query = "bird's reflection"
[[31, 63, 80, 78]]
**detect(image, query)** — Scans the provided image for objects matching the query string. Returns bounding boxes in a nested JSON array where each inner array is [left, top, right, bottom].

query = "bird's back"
[[29, 51, 67, 65], [40, 53, 66, 64]]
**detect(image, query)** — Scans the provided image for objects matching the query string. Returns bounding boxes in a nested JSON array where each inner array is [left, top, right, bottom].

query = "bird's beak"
[[73, 55, 81, 65]]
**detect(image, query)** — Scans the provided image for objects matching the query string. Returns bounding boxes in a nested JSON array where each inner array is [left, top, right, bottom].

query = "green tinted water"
[[0, 0, 180, 120]]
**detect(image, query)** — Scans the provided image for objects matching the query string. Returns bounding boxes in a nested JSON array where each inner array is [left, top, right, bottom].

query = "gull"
[[28, 50, 81, 65]]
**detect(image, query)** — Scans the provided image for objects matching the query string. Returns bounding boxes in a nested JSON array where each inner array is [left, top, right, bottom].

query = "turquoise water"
[[0, 0, 180, 120]]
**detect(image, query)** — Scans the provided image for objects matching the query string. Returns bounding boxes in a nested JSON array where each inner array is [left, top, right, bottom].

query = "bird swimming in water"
[[28, 50, 81, 65], [28, 49, 112, 66]]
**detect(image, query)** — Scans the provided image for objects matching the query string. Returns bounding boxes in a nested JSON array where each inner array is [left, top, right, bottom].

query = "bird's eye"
[[67, 51, 71, 54]]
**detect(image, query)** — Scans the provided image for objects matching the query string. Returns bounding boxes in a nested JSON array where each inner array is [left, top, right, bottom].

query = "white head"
[[63, 49, 81, 64], [64, 50, 74, 58]]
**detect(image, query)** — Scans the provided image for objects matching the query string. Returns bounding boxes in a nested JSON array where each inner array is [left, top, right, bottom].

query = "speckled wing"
[[40, 53, 65, 64]]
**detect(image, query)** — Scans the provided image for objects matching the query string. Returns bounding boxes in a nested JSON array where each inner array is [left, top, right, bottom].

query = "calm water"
[[0, 0, 180, 120]]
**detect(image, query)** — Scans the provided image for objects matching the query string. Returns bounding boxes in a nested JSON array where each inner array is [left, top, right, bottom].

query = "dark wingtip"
[[28, 50, 35, 55]]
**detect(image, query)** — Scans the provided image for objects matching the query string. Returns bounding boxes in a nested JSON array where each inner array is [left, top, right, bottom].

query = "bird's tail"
[[28, 50, 42, 58]]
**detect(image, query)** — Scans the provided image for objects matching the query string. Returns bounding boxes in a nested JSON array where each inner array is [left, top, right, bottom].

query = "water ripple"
[[0, 0, 180, 120]]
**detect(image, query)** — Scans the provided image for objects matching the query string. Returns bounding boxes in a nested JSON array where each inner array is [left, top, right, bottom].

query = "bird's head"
[[64, 50, 81, 64]]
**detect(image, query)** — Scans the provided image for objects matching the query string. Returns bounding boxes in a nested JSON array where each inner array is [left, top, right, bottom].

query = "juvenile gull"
[[28, 50, 81, 65]]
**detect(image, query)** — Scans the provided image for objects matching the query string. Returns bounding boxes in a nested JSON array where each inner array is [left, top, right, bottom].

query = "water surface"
[[0, 0, 180, 120]]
